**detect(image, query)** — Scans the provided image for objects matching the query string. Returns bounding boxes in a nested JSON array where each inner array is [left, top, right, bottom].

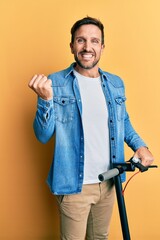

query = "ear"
[[70, 43, 74, 54], [101, 44, 105, 53]]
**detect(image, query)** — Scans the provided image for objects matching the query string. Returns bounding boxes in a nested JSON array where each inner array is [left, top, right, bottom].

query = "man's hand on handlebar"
[[133, 146, 154, 167]]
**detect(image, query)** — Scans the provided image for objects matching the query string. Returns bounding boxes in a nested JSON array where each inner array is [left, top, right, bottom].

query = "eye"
[[76, 38, 85, 44], [91, 38, 100, 44]]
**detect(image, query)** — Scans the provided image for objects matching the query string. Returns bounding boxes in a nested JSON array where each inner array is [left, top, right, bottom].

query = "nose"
[[83, 40, 91, 51]]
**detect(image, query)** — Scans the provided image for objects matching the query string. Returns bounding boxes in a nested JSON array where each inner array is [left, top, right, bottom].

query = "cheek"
[[97, 48, 104, 56], [72, 47, 81, 55]]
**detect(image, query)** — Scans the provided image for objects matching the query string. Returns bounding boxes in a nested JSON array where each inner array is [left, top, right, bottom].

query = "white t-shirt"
[[74, 70, 110, 184]]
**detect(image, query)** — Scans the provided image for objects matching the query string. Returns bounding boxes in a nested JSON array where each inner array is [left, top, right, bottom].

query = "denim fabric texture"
[[33, 63, 147, 195]]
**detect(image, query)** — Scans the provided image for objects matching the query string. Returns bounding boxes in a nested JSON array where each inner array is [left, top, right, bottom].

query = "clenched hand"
[[28, 74, 53, 100], [134, 146, 154, 167]]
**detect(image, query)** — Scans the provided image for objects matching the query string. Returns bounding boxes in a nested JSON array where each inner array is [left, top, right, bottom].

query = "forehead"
[[74, 24, 102, 39]]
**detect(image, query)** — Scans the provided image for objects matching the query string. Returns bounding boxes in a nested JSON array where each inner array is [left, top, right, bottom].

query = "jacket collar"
[[64, 62, 107, 80]]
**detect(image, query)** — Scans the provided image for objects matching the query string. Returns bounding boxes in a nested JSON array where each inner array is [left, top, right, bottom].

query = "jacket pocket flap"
[[54, 97, 76, 106]]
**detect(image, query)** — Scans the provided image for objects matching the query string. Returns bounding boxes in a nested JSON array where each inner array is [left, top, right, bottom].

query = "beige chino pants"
[[56, 180, 115, 240]]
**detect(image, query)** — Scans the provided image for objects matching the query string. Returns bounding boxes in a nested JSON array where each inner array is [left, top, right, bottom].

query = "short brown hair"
[[71, 16, 104, 44]]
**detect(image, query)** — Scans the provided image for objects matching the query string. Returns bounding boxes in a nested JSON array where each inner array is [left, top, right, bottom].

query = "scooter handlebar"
[[98, 157, 158, 182]]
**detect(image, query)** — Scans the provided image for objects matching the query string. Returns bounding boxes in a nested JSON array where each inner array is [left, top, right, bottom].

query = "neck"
[[74, 64, 100, 78]]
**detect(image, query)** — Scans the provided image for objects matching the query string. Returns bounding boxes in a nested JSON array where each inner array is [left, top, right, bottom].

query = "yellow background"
[[1, 0, 160, 239]]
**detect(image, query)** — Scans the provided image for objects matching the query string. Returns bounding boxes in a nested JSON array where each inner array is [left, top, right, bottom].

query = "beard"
[[74, 52, 100, 70]]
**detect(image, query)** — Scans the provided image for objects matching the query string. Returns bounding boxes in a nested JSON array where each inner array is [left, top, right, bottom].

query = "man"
[[28, 17, 154, 240]]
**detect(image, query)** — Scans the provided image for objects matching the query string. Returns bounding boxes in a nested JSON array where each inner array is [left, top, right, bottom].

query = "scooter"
[[98, 158, 158, 240]]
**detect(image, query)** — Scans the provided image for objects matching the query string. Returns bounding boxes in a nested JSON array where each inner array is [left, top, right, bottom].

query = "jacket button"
[[111, 137, 114, 140], [113, 155, 116, 158]]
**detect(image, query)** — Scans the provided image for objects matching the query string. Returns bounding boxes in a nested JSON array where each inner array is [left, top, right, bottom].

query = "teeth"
[[82, 54, 93, 59]]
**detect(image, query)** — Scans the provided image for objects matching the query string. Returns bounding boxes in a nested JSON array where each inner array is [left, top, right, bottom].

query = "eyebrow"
[[75, 36, 101, 41]]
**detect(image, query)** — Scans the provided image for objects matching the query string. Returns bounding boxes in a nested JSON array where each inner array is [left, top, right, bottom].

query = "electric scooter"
[[98, 158, 158, 240]]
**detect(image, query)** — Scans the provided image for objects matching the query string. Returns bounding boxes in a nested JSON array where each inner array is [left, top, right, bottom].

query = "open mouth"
[[80, 52, 95, 60], [82, 54, 93, 59]]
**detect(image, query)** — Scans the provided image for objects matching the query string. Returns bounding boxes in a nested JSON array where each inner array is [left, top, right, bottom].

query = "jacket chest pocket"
[[115, 96, 126, 121], [53, 96, 76, 123]]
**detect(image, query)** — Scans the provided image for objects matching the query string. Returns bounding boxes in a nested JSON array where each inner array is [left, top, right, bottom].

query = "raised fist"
[[28, 74, 53, 100]]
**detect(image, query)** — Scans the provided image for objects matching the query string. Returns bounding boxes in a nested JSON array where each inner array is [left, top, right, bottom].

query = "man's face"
[[70, 24, 105, 70]]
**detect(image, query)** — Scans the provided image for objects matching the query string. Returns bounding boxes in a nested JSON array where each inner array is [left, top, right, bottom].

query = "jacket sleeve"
[[124, 110, 147, 151], [33, 97, 55, 144]]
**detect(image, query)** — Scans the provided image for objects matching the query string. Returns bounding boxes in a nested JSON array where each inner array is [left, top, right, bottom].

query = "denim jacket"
[[33, 63, 147, 195]]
